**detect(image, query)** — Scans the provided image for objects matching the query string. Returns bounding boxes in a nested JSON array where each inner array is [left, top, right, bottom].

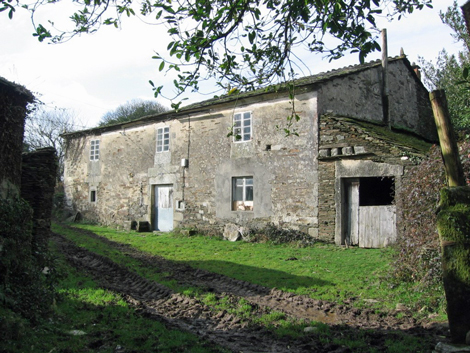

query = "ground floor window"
[[232, 176, 253, 211], [90, 190, 97, 202]]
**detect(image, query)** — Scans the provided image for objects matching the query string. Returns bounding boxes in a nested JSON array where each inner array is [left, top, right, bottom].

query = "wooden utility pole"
[[381, 29, 390, 129], [431, 89, 470, 344], [429, 90, 466, 187]]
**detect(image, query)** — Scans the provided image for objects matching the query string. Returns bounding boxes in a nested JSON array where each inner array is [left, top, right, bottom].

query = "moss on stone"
[[337, 117, 432, 153], [437, 188, 470, 284], [440, 186, 470, 207], [436, 186, 470, 343]]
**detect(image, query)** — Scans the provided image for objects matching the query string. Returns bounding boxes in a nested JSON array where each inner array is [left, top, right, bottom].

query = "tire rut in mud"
[[53, 232, 315, 352], [53, 227, 449, 352]]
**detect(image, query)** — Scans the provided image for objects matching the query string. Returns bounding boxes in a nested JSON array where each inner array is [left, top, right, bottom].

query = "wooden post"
[[437, 187, 470, 344], [431, 89, 470, 344], [381, 29, 390, 129], [429, 89, 466, 187]]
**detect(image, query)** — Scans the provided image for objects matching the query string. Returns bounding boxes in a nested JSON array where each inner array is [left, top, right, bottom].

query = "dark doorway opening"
[[359, 177, 394, 206]]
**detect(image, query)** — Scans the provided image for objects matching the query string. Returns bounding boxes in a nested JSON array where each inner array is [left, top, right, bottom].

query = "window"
[[232, 176, 253, 211], [90, 190, 96, 202], [233, 112, 252, 142], [90, 140, 100, 161], [157, 127, 170, 152]]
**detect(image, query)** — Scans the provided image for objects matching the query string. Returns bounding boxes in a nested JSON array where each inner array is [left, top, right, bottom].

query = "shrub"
[[248, 223, 316, 247], [394, 139, 470, 286], [52, 182, 66, 220], [0, 198, 56, 323]]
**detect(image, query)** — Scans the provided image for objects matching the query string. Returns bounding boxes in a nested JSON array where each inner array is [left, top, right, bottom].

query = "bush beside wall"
[[394, 140, 470, 286]]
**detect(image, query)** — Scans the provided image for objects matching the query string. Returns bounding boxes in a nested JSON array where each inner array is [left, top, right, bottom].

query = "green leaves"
[[0, 0, 15, 19], [15, 0, 431, 102], [419, 1, 470, 130], [248, 31, 256, 44], [463, 66, 469, 81], [33, 24, 52, 42]]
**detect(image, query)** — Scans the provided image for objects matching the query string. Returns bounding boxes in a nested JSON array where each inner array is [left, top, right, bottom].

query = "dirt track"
[[52, 227, 449, 352]]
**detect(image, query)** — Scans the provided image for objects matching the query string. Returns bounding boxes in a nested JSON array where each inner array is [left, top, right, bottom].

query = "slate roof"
[[167, 55, 415, 113], [63, 55, 414, 138]]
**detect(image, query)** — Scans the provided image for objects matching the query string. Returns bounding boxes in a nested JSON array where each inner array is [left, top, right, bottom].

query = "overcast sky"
[[0, 0, 467, 129]]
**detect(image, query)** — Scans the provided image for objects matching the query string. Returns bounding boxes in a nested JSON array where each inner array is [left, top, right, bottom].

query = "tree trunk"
[[430, 90, 470, 344], [429, 90, 465, 187], [436, 187, 470, 344]]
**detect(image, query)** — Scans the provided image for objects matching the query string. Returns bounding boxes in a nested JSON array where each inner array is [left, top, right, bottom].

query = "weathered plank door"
[[358, 205, 396, 248], [344, 180, 360, 246], [154, 185, 173, 231]]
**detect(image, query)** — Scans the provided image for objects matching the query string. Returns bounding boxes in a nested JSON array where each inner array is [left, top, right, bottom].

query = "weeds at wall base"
[[0, 197, 57, 325]]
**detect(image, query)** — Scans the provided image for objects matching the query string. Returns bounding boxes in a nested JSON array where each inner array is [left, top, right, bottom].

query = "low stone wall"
[[317, 161, 336, 242], [21, 147, 57, 266], [0, 77, 34, 198]]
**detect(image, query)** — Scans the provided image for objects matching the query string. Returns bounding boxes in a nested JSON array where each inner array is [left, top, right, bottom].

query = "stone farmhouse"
[[62, 56, 436, 248]]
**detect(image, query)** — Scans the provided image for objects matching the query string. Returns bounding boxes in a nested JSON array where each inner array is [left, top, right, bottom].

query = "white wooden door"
[[154, 185, 173, 231]]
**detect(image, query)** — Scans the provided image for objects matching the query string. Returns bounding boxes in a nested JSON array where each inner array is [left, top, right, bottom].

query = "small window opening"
[[90, 190, 96, 202], [266, 144, 272, 151], [359, 177, 394, 206]]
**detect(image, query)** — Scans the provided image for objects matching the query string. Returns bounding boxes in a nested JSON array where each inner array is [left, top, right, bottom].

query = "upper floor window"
[[157, 127, 170, 152], [90, 140, 100, 161], [233, 112, 252, 142], [232, 176, 253, 211]]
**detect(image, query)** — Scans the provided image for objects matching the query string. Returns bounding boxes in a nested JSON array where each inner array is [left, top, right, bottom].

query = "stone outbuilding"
[[62, 56, 436, 247], [0, 76, 35, 198]]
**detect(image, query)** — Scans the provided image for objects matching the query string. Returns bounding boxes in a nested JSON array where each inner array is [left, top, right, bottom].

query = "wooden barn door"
[[359, 205, 396, 248], [343, 177, 396, 248], [154, 185, 173, 231]]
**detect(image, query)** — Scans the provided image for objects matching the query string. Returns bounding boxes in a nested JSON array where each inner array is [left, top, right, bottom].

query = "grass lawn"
[[57, 223, 446, 318], [1, 223, 446, 353], [0, 238, 227, 353]]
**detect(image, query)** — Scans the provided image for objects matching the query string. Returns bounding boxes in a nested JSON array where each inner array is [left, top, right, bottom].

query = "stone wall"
[[0, 77, 34, 198], [62, 58, 434, 242], [0, 78, 59, 318], [317, 114, 429, 243], [21, 147, 57, 266], [318, 59, 436, 142], [317, 161, 336, 241], [64, 124, 159, 226], [64, 92, 321, 235], [178, 92, 319, 234]]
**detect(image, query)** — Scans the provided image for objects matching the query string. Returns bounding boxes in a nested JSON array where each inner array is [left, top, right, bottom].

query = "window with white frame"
[[90, 140, 100, 161], [232, 176, 253, 211], [233, 112, 252, 142], [157, 127, 170, 152]]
